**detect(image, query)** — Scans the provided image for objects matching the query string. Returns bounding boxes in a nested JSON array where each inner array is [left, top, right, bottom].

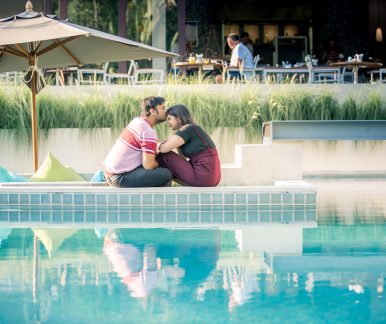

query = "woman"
[[156, 104, 221, 186]]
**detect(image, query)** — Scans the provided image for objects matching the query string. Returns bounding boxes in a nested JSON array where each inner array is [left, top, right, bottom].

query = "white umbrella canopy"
[[0, 8, 177, 72], [0, 1, 178, 171]]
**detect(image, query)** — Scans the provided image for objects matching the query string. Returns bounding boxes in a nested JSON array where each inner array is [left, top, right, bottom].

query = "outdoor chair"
[[369, 68, 386, 83], [0, 71, 23, 86], [77, 62, 109, 85], [253, 55, 266, 82], [133, 62, 165, 85], [305, 55, 340, 84], [226, 55, 261, 83], [106, 60, 165, 85], [339, 67, 354, 83], [106, 61, 135, 85]]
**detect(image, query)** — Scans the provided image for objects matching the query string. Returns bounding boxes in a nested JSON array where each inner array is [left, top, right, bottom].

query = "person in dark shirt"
[[156, 104, 221, 186], [320, 39, 341, 65]]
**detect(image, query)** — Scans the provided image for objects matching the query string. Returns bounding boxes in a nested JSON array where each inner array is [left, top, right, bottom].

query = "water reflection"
[[310, 179, 386, 224], [103, 229, 186, 298], [0, 224, 385, 322]]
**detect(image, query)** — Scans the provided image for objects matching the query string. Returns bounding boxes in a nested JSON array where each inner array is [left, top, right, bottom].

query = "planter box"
[[0, 128, 250, 173]]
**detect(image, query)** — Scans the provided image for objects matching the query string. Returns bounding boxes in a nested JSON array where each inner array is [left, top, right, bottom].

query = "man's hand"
[[142, 152, 159, 169]]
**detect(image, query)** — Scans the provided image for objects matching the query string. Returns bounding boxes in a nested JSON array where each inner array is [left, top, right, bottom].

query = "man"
[[226, 33, 254, 81], [240, 31, 254, 55], [103, 96, 172, 187]]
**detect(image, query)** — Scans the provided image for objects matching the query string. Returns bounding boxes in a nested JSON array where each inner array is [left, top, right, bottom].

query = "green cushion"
[[31, 152, 86, 182]]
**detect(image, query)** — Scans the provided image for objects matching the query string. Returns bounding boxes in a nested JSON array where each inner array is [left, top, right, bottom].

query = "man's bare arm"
[[142, 152, 159, 169]]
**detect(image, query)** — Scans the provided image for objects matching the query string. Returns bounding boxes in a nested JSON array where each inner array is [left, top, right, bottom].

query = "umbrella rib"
[[33, 41, 43, 54], [37, 35, 83, 56], [55, 41, 81, 65], [0, 46, 27, 58], [15, 44, 30, 57]]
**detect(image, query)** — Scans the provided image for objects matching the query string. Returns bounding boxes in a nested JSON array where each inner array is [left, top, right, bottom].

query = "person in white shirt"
[[226, 33, 254, 81]]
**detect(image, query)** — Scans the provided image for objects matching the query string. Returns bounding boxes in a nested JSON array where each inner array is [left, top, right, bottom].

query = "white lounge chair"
[[107, 60, 164, 85], [77, 62, 109, 85], [370, 68, 386, 83]]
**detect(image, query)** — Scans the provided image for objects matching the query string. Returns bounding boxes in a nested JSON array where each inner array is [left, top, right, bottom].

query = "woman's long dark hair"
[[166, 104, 194, 126]]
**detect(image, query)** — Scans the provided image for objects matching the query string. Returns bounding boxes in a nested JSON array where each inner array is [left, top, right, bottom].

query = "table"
[[173, 61, 224, 80], [262, 66, 309, 83], [329, 61, 383, 84]]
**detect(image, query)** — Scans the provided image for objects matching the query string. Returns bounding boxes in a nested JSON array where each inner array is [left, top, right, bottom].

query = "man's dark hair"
[[240, 31, 249, 38], [226, 33, 239, 41], [141, 96, 165, 116]]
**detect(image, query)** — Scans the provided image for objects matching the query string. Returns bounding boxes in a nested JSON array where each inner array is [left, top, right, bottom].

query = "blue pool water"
[[0, 179, 385, 323]]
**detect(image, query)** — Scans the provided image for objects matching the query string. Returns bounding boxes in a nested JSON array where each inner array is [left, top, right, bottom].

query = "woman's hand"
[[156, 141, 162, 155]]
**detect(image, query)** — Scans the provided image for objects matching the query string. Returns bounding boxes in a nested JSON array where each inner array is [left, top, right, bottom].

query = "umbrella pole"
[[31, 74, 39, 172]]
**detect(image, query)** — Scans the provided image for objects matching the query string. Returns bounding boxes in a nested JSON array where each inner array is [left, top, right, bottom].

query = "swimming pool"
[[0, 179, 385, 323]]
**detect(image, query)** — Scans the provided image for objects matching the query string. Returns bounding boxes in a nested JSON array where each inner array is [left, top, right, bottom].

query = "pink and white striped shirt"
[[103, 117, 157, 174]]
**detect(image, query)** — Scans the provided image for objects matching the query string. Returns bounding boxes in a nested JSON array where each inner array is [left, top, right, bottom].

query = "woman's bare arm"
[[158, 135, 185, 153]]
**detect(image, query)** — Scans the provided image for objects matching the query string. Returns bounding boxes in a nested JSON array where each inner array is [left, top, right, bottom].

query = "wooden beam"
[[118, 0, 127, 73], [59, 0, 67, 19], [37, 35, 82, 56], [55, 41, 81, 65], [178, 0, 186, 57], [0, 46, 27, 58]]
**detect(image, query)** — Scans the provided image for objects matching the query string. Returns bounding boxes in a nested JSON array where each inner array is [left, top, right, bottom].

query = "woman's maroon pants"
[[157, 148, 221, 186]]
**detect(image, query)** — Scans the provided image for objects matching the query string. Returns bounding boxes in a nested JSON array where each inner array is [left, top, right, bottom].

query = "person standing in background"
[[240, 31, 254, 56]]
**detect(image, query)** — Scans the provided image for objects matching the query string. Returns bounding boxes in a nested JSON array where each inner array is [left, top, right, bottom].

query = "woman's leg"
[[190, 149, 221, 186], [157, 152, 198, 185], [158, 150, 221, 187]]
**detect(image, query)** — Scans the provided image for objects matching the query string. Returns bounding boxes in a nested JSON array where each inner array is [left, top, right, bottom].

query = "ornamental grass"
[[0, 84, 385, 143]]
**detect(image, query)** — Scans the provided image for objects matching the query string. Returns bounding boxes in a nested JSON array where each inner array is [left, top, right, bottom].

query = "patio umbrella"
[[0, 1, 177, 171]]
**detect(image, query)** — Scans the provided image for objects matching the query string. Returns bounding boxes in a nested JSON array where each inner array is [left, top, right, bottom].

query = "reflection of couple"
[[103, 96, 221, 187], [103, 230, 187, 298], [103, 229, 220, 299], [103, 233, 161, 298]]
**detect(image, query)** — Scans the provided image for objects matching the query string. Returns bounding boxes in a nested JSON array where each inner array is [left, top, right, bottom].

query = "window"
[[244, 24, 259, 43], [186, 21, 198, 47], [264, 25, 278, 43], [284, 25, 298, 37]]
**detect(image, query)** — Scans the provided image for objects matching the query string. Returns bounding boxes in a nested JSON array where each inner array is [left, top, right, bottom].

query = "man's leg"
[[109, 166, 172, 188], [229, 70, 241, 80]]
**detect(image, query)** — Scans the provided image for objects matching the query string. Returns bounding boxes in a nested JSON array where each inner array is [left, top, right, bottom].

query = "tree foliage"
[[64, 0, 177, 49]]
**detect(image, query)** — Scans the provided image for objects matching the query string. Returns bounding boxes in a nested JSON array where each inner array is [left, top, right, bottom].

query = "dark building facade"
[[1, 0, 385, 65], [189, 0, 384, 64]]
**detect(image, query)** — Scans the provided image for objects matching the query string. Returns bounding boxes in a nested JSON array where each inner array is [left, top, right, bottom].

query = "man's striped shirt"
[[104, 117, 157, 174]]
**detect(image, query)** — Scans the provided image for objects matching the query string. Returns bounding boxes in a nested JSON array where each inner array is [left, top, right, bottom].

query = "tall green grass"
[[1, 85, 385, 143]]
